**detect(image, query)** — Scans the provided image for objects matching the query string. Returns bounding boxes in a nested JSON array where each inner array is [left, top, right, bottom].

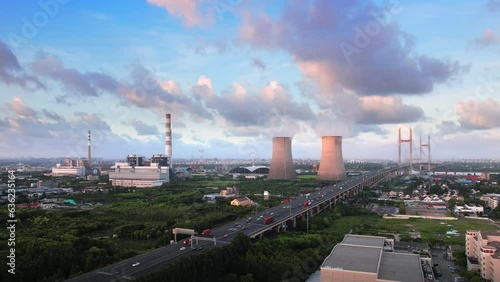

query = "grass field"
[[323, 215, 499, 246], [297, 175, 317, 179]]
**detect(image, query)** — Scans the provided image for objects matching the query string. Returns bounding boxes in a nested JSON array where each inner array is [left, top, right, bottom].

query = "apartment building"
[[465, 230, 500, 281]]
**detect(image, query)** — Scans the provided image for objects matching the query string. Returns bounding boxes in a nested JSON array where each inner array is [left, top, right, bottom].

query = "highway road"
[[66, 168, 397, 282]]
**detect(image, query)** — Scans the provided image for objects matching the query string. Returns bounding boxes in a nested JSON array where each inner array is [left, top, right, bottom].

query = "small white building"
[[454, 204, 484, 216]]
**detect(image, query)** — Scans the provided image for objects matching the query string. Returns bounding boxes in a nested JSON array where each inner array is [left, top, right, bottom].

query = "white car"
[[132, 262, 140, 267], [180, 247, 186, 251]]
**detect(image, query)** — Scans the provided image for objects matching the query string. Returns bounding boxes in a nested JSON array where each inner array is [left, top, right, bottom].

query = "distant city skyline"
[[1, 0, 499, 160]]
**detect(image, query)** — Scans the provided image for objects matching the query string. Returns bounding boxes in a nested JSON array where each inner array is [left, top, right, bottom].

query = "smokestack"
[[165, 114, 172, 168], [317, 136, 346, 181], [88, 130, 91, 167], [268, 137, 296, 180]]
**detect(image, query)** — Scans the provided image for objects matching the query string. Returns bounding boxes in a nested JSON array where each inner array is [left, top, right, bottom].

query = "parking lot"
[[406, 204, 449, 217], [370, 204, 399, 215], [431, 248, 462, 282]]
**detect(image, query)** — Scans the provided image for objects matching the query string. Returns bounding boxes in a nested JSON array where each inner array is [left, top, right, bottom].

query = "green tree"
[[240, 273, 254, 282], [453, 250, 467, 268], [399, 204, 406, 215]]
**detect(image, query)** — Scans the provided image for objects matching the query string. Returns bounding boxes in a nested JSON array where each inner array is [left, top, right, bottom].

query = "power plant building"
[[108, 154, 170, 188], [317, 136, 346, 181], [51, 158, 86, 177], [268, 137, 296, 180]]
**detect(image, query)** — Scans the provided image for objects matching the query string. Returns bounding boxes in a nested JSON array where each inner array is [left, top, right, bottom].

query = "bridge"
[[66, 165, 410, 282], [241, 165, 408, 239]]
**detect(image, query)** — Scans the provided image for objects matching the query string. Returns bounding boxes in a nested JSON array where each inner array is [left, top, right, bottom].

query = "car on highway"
[[195, 247, 203, 251], [180, 247, 186, 251], [132, 262, 140, 267], [223, 234, 228, 237]]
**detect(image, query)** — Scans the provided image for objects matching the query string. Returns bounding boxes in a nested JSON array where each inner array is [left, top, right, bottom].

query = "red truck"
[[304, 201, 311, 206], [182, 239, 191, 246], [201, 229, 211, 236], [262, 216, 274, 224]]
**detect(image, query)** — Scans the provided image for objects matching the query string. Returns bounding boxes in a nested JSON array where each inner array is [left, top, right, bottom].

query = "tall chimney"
[[268, 137, 296, 180], [165, 114, 172, 168], [88, 130, 91, 167], [317, 136, 346, 181]]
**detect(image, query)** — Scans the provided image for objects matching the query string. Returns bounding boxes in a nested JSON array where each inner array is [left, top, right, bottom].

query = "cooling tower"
[[268, 137, 296, 180], [317, 136, 346, 181]]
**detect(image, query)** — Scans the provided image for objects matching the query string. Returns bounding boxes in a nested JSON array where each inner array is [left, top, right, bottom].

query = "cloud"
[[31, 52, 118, 97], [128, 119, 159, 135], [117, 63, 212, 121], [7, 97, 37, 118], [42, 109, 64, 121], [147, 0, 213, 27], [251, 56, 266, 70], [0, 41, 45, 90], [436, 120, 461, 135], [472, 29, 499, 47], [456, 98, 500, 129], [359, 96, 424, 124], [194, 38, 228, 55], [193, 77, 315, 136], [238, 0, 466, 96], [354, 124, 388, 136], [488, 0, 500, 12]]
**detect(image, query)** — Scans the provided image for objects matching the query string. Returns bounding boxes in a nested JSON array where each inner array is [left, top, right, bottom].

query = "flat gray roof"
[[322, 244, 381, 273], [343, 234, 385, 247], [378, 252, 424, 282]]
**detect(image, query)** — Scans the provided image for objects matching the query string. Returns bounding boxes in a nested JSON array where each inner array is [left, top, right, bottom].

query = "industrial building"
[[108, 154, 170, 187], [229, 166, 269, 179], [465, 230, 500, 281], [317, 136, 346, 181], [320, 234, 424, 282], [108, 114, 174, 187], [268, 137, 296, 180], [51, 158, 87, 177]]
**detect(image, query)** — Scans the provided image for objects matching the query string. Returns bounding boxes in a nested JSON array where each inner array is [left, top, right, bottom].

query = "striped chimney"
[[165, 114, 172, 167]]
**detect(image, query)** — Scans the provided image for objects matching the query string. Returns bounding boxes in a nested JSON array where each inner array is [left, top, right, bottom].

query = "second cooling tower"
[[317, 136, 346, 181], [268, 137, 296, 180]]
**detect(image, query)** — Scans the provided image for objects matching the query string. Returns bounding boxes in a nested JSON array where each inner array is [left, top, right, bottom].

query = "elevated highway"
[[66, 165, 409, 282]]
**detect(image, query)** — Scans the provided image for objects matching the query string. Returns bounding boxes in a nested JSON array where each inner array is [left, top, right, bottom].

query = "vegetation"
[[138, 233, 335, 282], [0, 174, 335, 282], [2, 170, 499, 282]]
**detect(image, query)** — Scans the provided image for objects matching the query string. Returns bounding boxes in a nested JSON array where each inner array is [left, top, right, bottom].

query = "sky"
[[0, 0, 499, 161]]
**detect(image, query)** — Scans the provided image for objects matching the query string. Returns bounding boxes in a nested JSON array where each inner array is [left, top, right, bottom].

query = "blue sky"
[[1, 0, 499, 161]]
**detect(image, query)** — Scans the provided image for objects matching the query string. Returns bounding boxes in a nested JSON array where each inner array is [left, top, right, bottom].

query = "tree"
[[239, 274, 253, 282], [453, 250, 467, 268], [399, 204, 406, 215]]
